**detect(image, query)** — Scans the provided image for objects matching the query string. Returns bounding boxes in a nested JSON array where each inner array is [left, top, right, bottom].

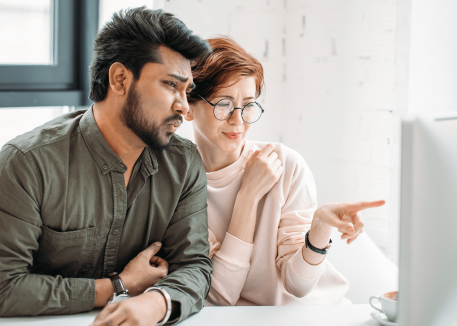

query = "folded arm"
[[153, 150, 213, 324]]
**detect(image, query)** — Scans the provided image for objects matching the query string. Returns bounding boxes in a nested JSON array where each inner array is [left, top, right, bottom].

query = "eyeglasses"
[[198, 95, 264, 124]]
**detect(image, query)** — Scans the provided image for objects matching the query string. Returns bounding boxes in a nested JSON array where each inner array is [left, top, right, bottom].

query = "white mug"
[[369, 291, 398, 322]]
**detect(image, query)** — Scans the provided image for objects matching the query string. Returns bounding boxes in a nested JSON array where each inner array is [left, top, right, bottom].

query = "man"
[[0, 8, 212, 326]]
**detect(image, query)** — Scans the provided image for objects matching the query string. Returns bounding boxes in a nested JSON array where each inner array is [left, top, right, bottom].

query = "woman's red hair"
[[188, 36, 264, 103]]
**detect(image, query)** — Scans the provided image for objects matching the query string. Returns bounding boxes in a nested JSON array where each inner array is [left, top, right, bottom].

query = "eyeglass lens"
[[214, 99, 263, 123]]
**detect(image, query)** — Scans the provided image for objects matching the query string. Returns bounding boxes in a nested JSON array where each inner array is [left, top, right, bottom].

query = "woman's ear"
[[184, 105, 194, 122]]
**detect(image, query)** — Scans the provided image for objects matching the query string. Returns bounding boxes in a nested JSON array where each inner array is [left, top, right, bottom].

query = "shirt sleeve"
[[275, 152, 327, 298], [154, 148, 213, 324], [0, 145, 95, 317], [206, 231, 253, 306]]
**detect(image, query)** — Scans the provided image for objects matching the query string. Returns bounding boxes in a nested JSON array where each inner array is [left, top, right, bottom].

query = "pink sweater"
[[206, 141, 350, 306]]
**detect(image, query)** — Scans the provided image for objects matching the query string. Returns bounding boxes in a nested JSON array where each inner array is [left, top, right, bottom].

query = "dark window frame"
[[0, 0, 99, 108]]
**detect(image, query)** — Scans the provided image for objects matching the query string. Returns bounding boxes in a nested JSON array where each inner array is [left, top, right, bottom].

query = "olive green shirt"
[[0, 107, 212, 323]]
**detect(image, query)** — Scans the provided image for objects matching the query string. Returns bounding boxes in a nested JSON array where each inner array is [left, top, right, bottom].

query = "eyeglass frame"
[[198, 94, 264, 124]]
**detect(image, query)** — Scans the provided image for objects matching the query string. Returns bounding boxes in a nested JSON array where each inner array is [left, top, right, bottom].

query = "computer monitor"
[[398, 113, 457, 325]]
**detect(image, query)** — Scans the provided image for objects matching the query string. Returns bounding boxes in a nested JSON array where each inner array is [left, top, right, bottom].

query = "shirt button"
[[112, 230, 118, 235], [120, 164, 124, 168], [103, 164, 108, 169]]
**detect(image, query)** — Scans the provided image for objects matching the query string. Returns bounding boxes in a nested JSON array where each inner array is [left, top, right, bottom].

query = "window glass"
[[0, 107, 69, 149], [0, 0, 53, 65]]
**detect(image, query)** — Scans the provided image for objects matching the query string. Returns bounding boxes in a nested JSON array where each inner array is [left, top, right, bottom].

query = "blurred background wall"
[[2, 0, 457, 265]]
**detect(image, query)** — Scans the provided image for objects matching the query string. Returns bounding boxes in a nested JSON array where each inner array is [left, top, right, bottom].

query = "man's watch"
[[108, 272, 130, 304], [305, 230, 332, 255]]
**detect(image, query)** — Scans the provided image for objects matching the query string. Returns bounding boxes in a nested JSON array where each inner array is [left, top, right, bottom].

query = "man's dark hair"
[[89, 7, 210, 102]]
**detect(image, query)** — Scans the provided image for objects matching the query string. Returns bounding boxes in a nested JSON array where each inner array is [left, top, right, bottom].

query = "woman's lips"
[[223, 132, 242, 140]]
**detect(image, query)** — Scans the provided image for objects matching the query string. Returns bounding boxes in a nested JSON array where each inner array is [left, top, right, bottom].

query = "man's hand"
[[120, 242, 169, 296], [90, 291, 167, 326]]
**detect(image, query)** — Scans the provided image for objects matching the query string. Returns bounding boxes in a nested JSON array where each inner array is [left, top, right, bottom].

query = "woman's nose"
[[228, 108, 243, 125]]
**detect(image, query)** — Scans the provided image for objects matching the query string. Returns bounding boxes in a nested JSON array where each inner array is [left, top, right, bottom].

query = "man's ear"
[[184, 105, 194, 121], [108, 62, 130, 96]]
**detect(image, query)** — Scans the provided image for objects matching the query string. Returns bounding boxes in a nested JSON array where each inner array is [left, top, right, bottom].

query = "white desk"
[[0, 304, 380, 326]]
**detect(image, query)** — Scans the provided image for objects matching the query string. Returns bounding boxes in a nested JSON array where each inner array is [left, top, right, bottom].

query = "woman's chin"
[[216, 138, 244, 153]]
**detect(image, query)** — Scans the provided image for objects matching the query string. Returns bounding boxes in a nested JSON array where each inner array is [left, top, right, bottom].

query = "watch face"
[[110, 293, 130, 304]]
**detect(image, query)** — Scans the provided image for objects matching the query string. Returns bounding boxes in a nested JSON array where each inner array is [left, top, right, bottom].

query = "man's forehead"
[[158, 46, 192, 77]]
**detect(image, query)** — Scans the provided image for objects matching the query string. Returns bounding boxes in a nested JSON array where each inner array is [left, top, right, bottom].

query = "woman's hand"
[[310, 200, 386, 246], [240, 143, 284, 202], [302, 200, 385, 265]]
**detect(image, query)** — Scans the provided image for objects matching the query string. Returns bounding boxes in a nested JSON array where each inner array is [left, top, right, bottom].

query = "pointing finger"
[[346, 200, 385, 213]]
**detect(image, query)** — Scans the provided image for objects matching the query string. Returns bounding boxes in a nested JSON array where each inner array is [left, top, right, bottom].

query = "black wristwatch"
[[305, 230, 332, 255], [108, 272, 130, 304]]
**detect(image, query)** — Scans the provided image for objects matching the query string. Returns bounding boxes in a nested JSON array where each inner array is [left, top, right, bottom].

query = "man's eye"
[[169, 82, 177, 88]]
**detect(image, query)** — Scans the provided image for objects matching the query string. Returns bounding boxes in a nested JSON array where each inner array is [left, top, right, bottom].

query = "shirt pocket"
[[32, 225, 99, 278]]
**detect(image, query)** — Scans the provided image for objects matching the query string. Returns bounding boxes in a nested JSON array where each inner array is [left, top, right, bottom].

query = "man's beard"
[[121, 81, 182, 151]]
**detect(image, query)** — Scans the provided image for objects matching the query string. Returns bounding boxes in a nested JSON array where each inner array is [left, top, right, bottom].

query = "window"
[[0, 0, 53, 65], [0, 0, 99, 108]]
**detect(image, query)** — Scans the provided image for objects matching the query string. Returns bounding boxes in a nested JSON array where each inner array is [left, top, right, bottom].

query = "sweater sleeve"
[[206, 229, 253, 306], [274, 152, 327, 298]]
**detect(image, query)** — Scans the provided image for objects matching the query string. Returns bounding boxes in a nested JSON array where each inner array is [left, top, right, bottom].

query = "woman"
[[185, 36, 384, 306]]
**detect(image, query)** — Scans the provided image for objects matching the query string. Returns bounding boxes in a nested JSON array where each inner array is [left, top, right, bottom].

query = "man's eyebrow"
[[168, 73, 195, 90], [214, 95, 256, 101], [168, 73, 189, 83]]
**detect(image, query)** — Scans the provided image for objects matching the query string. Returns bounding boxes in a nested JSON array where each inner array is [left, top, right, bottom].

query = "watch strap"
[[108, 272, 128, 295], [305, 230, 332, 255]]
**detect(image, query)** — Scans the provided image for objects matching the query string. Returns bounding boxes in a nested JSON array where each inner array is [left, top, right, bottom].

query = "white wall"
[[281, 0, 398, 262], [408, 0, 457, 115], [164, 0, 399, 262]]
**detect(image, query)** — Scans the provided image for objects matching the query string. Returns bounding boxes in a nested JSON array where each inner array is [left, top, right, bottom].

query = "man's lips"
[[165, 115, 183, 130], [167, 120, 181, 128]]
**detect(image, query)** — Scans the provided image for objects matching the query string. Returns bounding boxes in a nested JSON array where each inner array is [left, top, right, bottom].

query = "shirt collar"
[[79, 106, 125, 175], [140, 147, 159, 178], [80, 106, 159, 176]]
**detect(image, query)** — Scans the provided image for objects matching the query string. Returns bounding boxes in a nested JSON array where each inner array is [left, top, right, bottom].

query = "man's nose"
[[174, 94, 190, 116]]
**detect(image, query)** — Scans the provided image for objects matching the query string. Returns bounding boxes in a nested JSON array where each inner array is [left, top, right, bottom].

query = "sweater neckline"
[[206, 141, 253, 184]]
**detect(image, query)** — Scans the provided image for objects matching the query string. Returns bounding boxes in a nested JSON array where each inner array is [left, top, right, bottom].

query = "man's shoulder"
[[167, 134, 198, 162], [151, 134, 204, 181], [169, 134, 196, 150], [5, 110, 86, 154]]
